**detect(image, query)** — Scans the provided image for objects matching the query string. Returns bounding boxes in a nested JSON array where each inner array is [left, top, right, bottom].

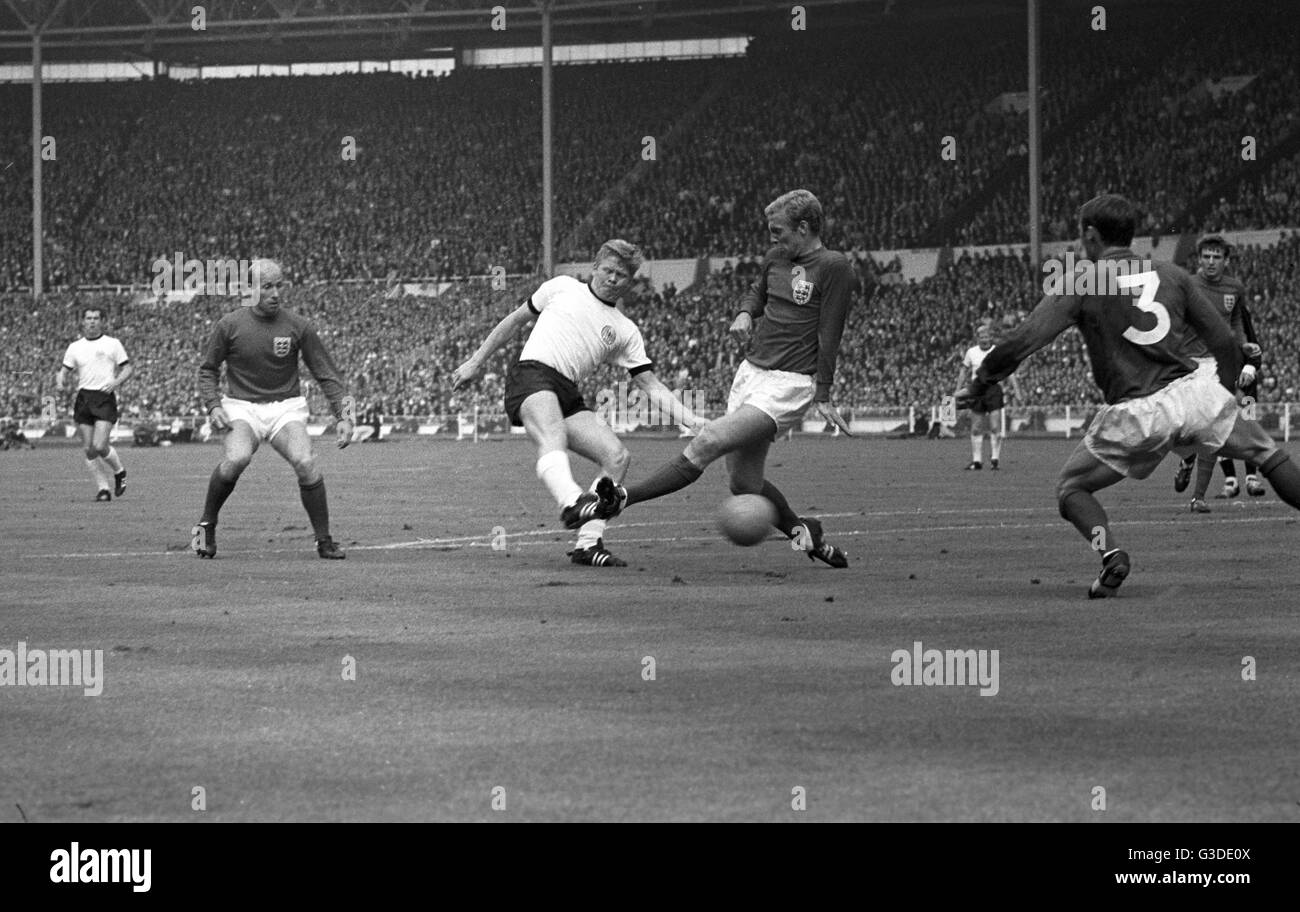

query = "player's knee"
[[690, 423, 725, 462], [605, 445, 630, 479], [83, 445, 99, 460], [291, 455, 318, 481]]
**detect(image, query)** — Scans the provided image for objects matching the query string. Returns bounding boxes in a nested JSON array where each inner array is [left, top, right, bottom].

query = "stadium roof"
[[0, 0, 1088, 66], [0, 0, 882, 65]]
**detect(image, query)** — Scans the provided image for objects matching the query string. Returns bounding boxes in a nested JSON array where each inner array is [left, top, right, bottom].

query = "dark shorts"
[[504, 360, 590, 427], [73, 389, 118, 426], [969, 384, 1004, 414]]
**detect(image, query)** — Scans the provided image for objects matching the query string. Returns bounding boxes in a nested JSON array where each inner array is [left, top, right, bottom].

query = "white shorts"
[[1083, 363, 1237, 479], [221, 396, 310, 442], [726, 360, 816, 435]]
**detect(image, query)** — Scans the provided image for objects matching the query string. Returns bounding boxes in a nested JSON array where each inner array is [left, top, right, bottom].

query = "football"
[[717, 494, 778, 546]]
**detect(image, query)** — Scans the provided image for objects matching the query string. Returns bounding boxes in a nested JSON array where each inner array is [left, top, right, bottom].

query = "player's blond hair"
[[765, 189, 823, 235], [594, 239, 644, 275]]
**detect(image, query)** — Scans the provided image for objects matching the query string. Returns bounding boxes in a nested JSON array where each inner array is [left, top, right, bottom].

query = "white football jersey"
[[62, 335, 129, 391], [963, 344, 994, 380], [519, 276, 652, 382]]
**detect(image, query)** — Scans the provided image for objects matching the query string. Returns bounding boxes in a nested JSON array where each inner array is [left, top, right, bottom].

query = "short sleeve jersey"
[[963, 344, 994, 380], [519, 275, 653, 382], [62, 335, 129, 391]]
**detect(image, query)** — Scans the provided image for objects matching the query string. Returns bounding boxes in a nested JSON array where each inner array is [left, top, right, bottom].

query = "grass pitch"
[[2, 434, 1297, 821]]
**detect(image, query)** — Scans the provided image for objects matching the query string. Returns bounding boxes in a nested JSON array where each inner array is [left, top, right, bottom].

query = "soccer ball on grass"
[[717, 494, 778, 546]]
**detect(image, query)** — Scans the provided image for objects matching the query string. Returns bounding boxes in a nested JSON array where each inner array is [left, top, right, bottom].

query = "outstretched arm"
[[958, 295, 1076, 407], [452, 302, 535, 389], [977, 295, 1077, 385], [630, 369, 708, 429]]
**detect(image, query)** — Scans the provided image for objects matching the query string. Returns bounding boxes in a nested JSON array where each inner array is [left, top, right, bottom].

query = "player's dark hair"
[[82, 307, 104, 320], [1197, 234, 1230, 256], [766, 189, 823, 235], [1078, 194, 1138, 247]]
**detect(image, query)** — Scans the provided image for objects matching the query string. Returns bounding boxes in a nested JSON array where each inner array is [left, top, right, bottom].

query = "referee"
[[57, 307, 132, 501]]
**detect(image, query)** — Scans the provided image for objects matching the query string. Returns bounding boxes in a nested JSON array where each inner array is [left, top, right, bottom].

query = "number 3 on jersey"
[[1116, 271, 1169, 345]]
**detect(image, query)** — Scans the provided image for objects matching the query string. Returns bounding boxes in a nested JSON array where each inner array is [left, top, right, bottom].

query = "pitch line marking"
[[18, 509, 1293, 559]]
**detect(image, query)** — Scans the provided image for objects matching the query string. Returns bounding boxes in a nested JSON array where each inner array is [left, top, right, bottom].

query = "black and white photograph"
[[1, 0, 1295, 868]]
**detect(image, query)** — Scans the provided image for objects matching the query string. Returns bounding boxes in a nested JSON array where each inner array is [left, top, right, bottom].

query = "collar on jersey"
[[587, 281, 618, 307], [1096, 246, 1138, 261]]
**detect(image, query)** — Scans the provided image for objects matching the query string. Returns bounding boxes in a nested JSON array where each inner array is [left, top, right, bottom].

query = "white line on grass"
[[20, 502, 1291, 559]]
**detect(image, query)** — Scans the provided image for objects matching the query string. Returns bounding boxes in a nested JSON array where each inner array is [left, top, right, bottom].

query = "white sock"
[[102, 446, 123, 473], [536, 450, 583, 508], [575, 518, 606, 550], [86, 457, 111, 491], [990, 434, 1002, 460], [573, 477, 611, 549], [971, 436, 982, 462]]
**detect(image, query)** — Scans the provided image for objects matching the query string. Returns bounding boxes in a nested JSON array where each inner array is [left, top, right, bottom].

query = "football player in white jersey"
[[452, 240, 707, 566], [56, 307, 133, 501], [954, 324, 1020, 470]]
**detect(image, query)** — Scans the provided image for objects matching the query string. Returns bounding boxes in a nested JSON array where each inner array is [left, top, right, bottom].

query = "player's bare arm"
[[452, 302, 535, 389], [103, 362, 133, 394], [953, 360, 969, 396], [1007, 372, 1023, 402], [630, 370, 708, 430]]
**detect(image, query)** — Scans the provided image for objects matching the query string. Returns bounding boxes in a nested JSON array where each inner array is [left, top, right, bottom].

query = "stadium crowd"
[[5, 232, 1297, 426], [3, 2, 1298, 292], [961, 3, 1300, 245]]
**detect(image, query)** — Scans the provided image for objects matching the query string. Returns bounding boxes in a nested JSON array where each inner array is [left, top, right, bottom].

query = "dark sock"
[[1181, 454, 1196, 468], [299, 477, 331, 540], [1246, 461, 1259, 475], [625, 453, 704, 506], [1192, 453, 1216, 499], [760, 481, 802, 535], [1219, 458, 1236, 479], [202, 467, 237, 524], [1059, 490, 1113, 549], [1261, 453, 1300, 510]]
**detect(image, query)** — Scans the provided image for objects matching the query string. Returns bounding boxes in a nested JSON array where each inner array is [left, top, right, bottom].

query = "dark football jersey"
[[977, 250, 1241, 404], [1183, 271, 1247, 359], [198, 306, 347, 415], [738, 246, 859, 399]]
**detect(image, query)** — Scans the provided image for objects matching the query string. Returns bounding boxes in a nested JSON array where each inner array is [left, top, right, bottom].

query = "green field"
[[2, 435, 1297, 821]]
